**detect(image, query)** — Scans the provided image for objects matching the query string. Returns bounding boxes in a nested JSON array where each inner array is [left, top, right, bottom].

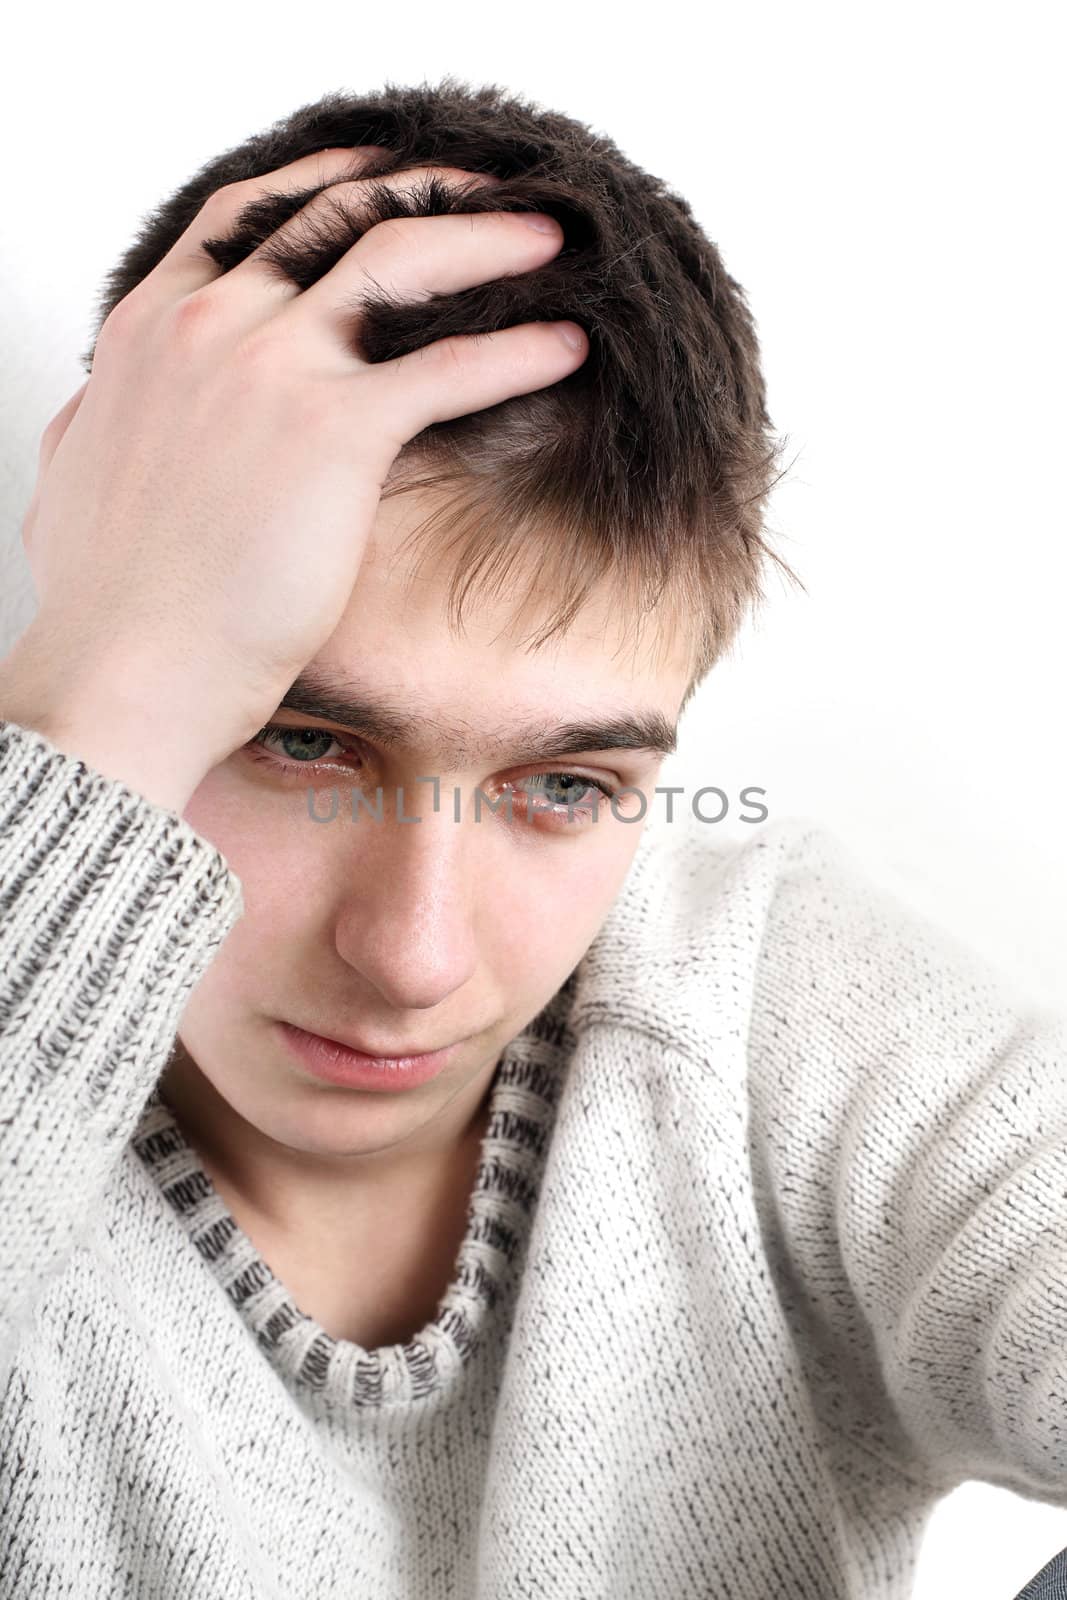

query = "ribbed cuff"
[[0, 717, 244, 1128]]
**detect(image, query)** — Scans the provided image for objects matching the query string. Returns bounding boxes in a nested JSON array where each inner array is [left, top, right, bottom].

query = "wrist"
[[0, 628, 227, 814]]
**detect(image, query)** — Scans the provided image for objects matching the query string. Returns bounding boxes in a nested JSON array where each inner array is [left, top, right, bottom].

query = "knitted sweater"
[[2, 714, 1067, 1600]]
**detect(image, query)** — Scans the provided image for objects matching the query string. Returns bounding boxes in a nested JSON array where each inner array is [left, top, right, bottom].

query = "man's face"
[[166, 485, 693, 1165]]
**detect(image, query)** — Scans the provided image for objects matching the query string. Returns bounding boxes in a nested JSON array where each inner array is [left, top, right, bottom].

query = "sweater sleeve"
[[745, 823, 1067, 1505], [0, 717, 244, 1382]]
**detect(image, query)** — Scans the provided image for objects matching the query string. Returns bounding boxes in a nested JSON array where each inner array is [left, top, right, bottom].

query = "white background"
[[1, 2, 1064, 1593]]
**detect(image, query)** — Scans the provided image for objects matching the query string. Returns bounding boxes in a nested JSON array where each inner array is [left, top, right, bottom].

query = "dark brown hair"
[[83, 78, 800, 703]]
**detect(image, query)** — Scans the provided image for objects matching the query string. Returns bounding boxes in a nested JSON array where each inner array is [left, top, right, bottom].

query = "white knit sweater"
[[2, 713, 1067, 1599]]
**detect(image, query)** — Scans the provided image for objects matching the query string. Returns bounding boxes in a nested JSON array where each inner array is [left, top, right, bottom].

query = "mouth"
[[285, 1020, 455, 1059], [275, 1020, 459, 1092]]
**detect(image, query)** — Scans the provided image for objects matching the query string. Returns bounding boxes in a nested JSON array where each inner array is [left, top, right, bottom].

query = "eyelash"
[[244, 724, 620, 827]]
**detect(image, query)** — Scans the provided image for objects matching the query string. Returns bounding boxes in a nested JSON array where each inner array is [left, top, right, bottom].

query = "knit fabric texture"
[[2, 713, 1067, 1599], [1015, 1547, 1067, 1600]]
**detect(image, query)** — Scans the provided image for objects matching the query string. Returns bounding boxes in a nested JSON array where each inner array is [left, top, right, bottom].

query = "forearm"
[[0, 716, 244, 1384]]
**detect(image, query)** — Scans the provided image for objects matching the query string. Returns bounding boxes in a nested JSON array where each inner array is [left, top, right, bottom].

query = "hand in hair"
[[4, 145, 587, 811]]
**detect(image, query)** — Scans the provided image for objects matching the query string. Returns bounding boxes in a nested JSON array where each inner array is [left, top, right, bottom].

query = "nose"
[[332, 802, 480, 1011]]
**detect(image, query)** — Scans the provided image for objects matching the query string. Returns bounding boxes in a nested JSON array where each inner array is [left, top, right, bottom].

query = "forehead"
[[333, 483, 696, 705]]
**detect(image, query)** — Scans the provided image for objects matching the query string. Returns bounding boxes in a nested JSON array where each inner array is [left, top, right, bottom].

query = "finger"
[[374, 320, 589, 449], [289, 207, 565, 347], [213, 164, 506, 315], [122, 146, 395, 313]]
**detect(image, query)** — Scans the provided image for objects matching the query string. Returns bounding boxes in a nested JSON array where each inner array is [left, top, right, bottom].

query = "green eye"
[[263, 727, 338, 763], [248, 724, 352, 770], [521, 772, 612, 807]]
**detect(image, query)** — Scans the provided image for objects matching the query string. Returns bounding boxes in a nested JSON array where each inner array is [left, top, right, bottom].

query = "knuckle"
[[95, 290, 146, 351], [425, 332, 467, 369], [415, 333, 487, 387], [401, 163, 497, 192], [205, 176, 255, 211], [231, 328, 322, 418], [195, 178, 260, 230], [440, 334, 476, 372], [355, 213, 420, 258], [440, 328, 506, 374], [233, 325, 286, 374], [164, 288, 227, 350]]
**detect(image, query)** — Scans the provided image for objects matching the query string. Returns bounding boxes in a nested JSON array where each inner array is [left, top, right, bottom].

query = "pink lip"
[[276, 1020, 458, 1092]]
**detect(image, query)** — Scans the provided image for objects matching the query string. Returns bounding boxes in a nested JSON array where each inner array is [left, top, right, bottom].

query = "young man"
[[1, 80, 1065, 1599]]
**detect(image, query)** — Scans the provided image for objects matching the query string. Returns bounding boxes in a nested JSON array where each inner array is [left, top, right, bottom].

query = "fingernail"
[[524, 213, 560, 234], [557, 323, 585, 351]]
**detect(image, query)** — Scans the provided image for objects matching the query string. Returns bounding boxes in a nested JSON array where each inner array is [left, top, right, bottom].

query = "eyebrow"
[[274, 667, 678, 766]]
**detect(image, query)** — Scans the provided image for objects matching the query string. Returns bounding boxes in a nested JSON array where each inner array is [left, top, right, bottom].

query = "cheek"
[[184, 769, 326, 917], [482, 827, 640, 994], [172, 790, 350, 1111]]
